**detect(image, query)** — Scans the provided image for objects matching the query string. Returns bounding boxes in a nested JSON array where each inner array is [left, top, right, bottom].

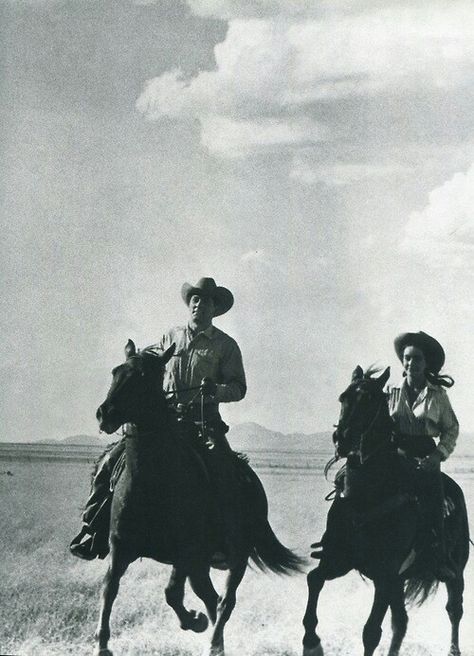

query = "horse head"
[[333, 365, 391, 465], [96, 339, 176, 434]]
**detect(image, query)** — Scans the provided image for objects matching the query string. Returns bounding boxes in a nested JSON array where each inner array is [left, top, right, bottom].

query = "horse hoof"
[[448, 647, 461, 656], [182, 610, 208, 633], [94, 649, 113, 656], [205, 648, 224, 656], [303, 644, 324, 656]]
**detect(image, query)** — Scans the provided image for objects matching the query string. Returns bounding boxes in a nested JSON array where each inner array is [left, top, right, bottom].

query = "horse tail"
[[238, 461, 305, 574], [404, 574, 439, 606], [250, 519, 306, 574]]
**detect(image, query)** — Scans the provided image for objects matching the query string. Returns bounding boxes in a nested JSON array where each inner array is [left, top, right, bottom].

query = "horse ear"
[[125, 339, 136, 359], [161, 342, 176, 365], [377, 366, 390, 388], [351, 365, 363, 382]]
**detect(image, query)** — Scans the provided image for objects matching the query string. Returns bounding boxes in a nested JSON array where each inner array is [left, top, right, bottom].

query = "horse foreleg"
[[445, 574, 464, 656], [188, 566, 219, 625], [302, 565, 326, 656], [94, 548, 130, 656], [387, 579, 408, 656], [362, 578, 393, 656], [204, 559, 247, 656], [165, 566, 209, 633]]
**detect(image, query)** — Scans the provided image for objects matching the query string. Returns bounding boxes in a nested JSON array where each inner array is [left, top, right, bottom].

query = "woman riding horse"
[[389, 331, 459, 581], [302, 360, 469, 656]]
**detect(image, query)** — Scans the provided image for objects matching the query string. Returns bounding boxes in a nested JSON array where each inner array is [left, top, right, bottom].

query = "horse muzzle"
[[333, 428, 352, 458], [96, 402, 122, 434]]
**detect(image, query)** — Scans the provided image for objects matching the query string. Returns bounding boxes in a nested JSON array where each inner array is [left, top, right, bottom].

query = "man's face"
[[188, 294, 215, 328]]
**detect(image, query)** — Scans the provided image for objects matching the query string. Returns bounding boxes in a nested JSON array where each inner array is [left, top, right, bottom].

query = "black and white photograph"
[[1, 1, 473, 655]]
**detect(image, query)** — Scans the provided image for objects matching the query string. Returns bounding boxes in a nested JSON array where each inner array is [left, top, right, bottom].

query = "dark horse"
[[302, 366, 470, 656], [93, 340, 302, 656]]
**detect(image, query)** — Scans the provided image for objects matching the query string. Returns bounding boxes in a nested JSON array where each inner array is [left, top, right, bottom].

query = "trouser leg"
[[82, 440, 125, 527], [70, 439, 125, 559]]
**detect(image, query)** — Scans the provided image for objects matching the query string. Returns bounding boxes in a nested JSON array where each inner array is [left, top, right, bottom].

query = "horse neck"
[[124, 394, 172, 479], [345, 402, 397, 506], [132, 388, 169, 432], [345, 446, 398, 508], [359, 396, 392, 461]]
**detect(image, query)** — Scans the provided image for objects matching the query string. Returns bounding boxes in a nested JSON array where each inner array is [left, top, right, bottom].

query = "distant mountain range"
[[39, 423, 333, 452], [35, 424, 473, 456], [228, 422, 332, 451]]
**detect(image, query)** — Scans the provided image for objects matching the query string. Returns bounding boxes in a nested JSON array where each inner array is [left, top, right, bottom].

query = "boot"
[[70, 524, 109, 560], [70, 526, 96, 560]]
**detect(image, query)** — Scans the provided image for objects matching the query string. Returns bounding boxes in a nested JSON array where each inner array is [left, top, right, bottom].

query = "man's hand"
[[200, 377, 217, 398], [419, 450, 442, 472]]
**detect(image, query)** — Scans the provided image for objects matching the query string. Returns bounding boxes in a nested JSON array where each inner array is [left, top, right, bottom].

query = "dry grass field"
[[1, 457, 473, 656]]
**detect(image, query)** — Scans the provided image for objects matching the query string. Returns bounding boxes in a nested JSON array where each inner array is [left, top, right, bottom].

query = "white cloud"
[[136, 3, 474, 158], [148, 0, 437, 21], [200, 115, 327, 157], [290, 157, 411, 186], [401, 163, 474, 266]]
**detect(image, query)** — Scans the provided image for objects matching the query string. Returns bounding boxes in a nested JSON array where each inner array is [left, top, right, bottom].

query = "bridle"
[[332, 386, 390, 466]]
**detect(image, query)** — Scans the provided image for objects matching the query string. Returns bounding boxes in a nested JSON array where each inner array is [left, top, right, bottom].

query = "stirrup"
[[70, 535, 96, 560]]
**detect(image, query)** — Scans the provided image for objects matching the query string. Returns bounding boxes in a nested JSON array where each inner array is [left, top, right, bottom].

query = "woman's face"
[[402, 345, 427, 381]]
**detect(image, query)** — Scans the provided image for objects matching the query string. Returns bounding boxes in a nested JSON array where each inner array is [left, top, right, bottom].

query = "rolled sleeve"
[[214, 340, 247, 403], [436, 392, 459, 460]]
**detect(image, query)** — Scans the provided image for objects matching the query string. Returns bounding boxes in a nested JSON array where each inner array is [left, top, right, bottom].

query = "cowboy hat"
[[394, 331, 445, 374], [181, 277, 234, 317]]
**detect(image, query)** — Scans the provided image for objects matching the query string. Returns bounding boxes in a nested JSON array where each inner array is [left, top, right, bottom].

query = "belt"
[[168, 402, 220, 423], [396, 433, 436, 458]]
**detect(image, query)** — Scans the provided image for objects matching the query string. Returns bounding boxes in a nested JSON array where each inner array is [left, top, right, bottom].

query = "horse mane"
[[363, 364, 382, 379]]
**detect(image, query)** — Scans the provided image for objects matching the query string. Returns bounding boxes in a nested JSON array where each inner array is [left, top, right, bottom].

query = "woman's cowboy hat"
[[394, 331, 445, 374], [181, 277, 234, 317]]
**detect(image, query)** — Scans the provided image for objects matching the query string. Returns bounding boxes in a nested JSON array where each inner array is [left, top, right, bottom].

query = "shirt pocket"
[[191, 347, 218, 379]]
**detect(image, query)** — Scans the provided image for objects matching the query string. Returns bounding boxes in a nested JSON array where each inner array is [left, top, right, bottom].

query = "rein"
[[122, 384, 215, 448], [164, 386, 202, 398], [358, 394, 391, 464]]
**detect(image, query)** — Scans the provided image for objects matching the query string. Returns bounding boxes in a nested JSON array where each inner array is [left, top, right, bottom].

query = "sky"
[[1, 0, 473, 442]]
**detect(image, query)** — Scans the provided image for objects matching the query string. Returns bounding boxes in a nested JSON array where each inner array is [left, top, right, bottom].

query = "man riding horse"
[[70, 277, 247, 563]]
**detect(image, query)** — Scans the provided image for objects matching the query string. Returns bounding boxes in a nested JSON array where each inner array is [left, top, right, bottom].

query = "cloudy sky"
[[1, 0, 473, 442]]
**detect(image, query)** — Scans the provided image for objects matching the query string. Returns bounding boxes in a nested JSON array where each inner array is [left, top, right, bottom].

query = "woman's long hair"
[[426, 371, 455, 388], [403, 369, 455, 388]]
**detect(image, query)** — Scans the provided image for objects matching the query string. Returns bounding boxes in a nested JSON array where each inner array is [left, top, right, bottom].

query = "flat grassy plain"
[[1, 457, 473, 656]]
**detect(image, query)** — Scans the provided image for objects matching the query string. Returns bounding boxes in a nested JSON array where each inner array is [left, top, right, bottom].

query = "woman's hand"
[[419, 450, 442, 472]]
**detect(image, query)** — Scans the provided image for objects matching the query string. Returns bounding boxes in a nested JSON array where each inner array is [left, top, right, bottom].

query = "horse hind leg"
[[302, 566, 326, 656], [446, 574, 464, 656], [94, 546, 130, 656], [362, 578, 393, 656], [204, 559, 247, 656], [387, 580, 408, 656], [165, 566, 209, 633]]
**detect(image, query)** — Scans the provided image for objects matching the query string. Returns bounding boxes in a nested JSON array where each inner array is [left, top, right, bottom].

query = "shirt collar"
[[187, 323, 215, 340], [400, 377, 436, 405]]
